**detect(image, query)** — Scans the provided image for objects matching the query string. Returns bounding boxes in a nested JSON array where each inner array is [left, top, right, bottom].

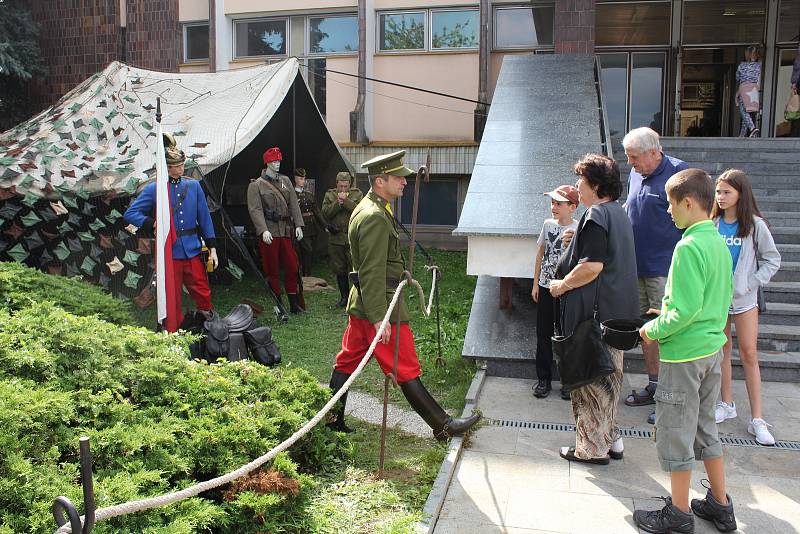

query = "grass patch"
[[132, 249, 477, 412]]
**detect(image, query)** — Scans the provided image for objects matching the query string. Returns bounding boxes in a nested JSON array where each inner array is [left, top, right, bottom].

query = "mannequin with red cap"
[[247, 147, 306, 313]]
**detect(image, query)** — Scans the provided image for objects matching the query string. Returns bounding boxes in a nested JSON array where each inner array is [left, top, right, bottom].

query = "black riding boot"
[[335, 274, 349, 308], [400, 378, 481, 441], [327, 369, 354, 433], [288, 293, 306, 314]]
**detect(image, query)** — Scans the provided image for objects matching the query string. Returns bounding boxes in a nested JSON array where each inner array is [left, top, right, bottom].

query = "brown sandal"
[[559, 447, 610, 465], [625, 387, 655, 407]]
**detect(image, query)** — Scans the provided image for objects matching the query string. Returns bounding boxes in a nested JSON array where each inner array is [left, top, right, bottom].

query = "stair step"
[[757, 200, 800, 211], [660, 137, 800, 150], [764, 282, 800, 304], [624, 346, 800, 382], [770, 227, 800, 244], [777, 244, 800, 262], [659, 151, 800, 163], [759, 302, 800, 324], [761, 211, 799, 227], [771, 261, 800, 283]]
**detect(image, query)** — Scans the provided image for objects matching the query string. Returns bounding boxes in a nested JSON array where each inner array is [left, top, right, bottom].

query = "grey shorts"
[[638, 277, 667, 316], [655, 350, 724, 472]]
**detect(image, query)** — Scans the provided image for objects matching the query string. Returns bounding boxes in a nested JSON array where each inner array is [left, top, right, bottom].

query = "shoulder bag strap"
[[262, 178, 290, 212]]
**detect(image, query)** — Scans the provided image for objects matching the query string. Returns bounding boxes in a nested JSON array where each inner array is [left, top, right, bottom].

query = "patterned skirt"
[[570, 346, 624, 459]]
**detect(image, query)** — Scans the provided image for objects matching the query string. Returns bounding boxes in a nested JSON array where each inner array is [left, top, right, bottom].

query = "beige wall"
[[179, 0, 208, 22], [375, 0, 477, 8], [372, 52, 478, 141], [224, 0, 355, 15], [324, 56, 359, 143]]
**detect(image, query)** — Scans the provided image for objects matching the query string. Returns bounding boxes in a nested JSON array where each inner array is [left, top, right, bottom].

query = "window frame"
[[232, 16, 290, 60], [429, 7, 480, 51], [182, 21, 210, 64], [305, 13, 359, 57], [377, 9, 428, 53], [492, 3, 555, 52]]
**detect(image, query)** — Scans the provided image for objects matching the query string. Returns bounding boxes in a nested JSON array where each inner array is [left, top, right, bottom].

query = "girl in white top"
[[712, 169, 781, 445]]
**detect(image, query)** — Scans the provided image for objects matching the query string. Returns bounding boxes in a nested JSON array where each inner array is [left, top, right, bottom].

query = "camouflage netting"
[[0, 58, 351, 303]]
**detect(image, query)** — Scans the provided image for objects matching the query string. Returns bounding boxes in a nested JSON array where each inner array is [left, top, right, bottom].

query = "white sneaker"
[[714, 401, 737, 423], [748, 418, 776, 446]]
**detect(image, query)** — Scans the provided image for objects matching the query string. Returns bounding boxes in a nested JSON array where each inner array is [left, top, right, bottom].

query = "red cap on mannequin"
[[263, 147, 282, 164]]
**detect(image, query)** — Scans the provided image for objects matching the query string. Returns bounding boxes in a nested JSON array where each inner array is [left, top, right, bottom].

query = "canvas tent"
[[0, 58, 353, 303]]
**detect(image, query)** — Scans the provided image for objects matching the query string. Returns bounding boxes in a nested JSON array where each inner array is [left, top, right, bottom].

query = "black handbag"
[[754, 237, 767, 314]]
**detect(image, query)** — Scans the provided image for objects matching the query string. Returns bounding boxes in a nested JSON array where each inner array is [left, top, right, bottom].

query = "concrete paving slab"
[[431, 375, 800, 533]]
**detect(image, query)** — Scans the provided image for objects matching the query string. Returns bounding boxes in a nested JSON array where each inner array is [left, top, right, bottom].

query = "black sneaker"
[[691, 487, 737, 532], [560, 387, 571, 400], [633, 497, 694, 534], [533, 379, 551, 398]]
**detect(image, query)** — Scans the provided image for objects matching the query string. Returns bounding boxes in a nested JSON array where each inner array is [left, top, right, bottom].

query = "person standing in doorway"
[[622, 127, 688, 425], [323, 171, 363, 308], [790, 39, 800, 137], [736, 44, 762, 137]]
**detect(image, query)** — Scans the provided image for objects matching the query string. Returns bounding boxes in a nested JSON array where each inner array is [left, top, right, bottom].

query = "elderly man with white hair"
[[622, 127, 688, 425]]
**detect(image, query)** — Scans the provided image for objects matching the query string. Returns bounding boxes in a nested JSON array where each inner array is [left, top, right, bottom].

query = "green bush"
[[0, 303, 349, 533], [0, 261, 134, 324]]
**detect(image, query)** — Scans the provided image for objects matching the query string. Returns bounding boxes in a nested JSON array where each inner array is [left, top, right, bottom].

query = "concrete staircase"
[[630, 137, 800, 380]]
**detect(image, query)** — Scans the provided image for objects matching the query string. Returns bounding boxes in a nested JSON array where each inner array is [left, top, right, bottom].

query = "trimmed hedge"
[[0, 261, 134, 324], [0, 302, 349, 533]]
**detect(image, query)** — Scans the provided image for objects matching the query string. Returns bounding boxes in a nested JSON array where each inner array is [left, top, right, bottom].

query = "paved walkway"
[[434, 373, 800, 533]]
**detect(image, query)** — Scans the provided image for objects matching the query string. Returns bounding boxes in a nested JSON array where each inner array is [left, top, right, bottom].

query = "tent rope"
[[53, 267, 438, 534]]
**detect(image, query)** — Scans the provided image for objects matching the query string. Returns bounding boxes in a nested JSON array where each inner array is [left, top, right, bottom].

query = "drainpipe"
[[474, 0, 489, 142], [208, 0, 216, 72], [350, 0, 369, 144], [118, 0, 127, 62]]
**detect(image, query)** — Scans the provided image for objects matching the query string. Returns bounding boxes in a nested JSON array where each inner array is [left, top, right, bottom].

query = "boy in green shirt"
[[633, 169, 737, 534]]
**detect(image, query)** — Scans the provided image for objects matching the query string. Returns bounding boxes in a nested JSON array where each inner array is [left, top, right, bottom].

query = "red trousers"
[[258, 237, 299, 295], [334, 316, 422, 383], [168, 256, 212, 332]]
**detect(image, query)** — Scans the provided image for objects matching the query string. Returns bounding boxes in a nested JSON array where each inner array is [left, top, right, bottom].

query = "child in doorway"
[[712, 169, 781, 445], [633, 168, 736, 534], [531, 185, 579, 399]]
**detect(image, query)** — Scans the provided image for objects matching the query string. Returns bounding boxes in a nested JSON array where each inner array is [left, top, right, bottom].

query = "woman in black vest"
[[550, 154, 639, 464]]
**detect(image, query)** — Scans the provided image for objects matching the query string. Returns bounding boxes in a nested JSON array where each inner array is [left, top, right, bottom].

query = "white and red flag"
[[155, 123, 179, 332]]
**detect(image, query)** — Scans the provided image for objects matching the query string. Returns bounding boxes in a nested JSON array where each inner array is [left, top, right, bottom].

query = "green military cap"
[[335, 171, 353, 182], [361, 150, 414, 177]]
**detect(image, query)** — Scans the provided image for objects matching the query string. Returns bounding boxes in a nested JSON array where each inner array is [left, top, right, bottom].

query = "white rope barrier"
[[55, 268, 438, 533]]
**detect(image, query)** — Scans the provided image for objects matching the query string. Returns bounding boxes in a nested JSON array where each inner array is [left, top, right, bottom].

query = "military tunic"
[[322, 186, 363, 276], [345, 191, 409, 323], [296, 188, 325, 275], [246, 170, 304, 238]]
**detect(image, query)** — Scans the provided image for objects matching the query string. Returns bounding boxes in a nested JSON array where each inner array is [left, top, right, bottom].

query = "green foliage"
[[0, 0, 45, 131], [0, 302, 349, 533], [382, 15, 425, 50], [0, 261, 134, 324]]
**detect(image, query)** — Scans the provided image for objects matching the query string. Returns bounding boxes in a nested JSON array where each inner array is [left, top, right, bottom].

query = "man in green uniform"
[[294, 168, 326, 276], [322, 171, 363, 307], [327, 151, 480, 440]]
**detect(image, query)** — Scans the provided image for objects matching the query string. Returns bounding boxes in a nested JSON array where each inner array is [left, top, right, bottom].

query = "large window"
[[234, 18, 288, 58], [595, 2, 670, 47], [183, 23, 209, 62], [378, 8, 481, 52], [682, 0, 766, 45], [493, 5, 554, 50], [431, 9, 479, 49], [778, 0, 800, 44], [309, 15, 358, 54], [379, 11, 426, 51]]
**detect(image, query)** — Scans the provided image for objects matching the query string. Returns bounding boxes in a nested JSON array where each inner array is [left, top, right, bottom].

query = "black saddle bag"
[[204, 311, 230, 361], [244, 326, 282, 367]]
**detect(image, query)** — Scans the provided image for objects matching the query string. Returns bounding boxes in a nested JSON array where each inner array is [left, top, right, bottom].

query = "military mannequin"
[[326, 150, 480, 440], [294, 168, 326, 276], [124, 133, 218, 332], [322, 171, 363, 307], [246, 147, 306, 313]]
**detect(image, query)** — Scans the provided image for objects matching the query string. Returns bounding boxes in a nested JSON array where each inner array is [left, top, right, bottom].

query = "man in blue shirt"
[[124, 133, 218, 332], [622, 127, 688, 423]]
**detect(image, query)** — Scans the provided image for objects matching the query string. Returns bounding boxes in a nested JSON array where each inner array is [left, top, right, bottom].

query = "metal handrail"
[[593, 55, 614, 161]]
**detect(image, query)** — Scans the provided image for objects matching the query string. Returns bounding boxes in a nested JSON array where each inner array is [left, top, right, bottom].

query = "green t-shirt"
[[643, 220, 733, 362]]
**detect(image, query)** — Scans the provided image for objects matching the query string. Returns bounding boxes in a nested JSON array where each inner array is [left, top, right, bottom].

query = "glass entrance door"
[[677, 48, 740, 137], [599, 51, 666, 154]]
